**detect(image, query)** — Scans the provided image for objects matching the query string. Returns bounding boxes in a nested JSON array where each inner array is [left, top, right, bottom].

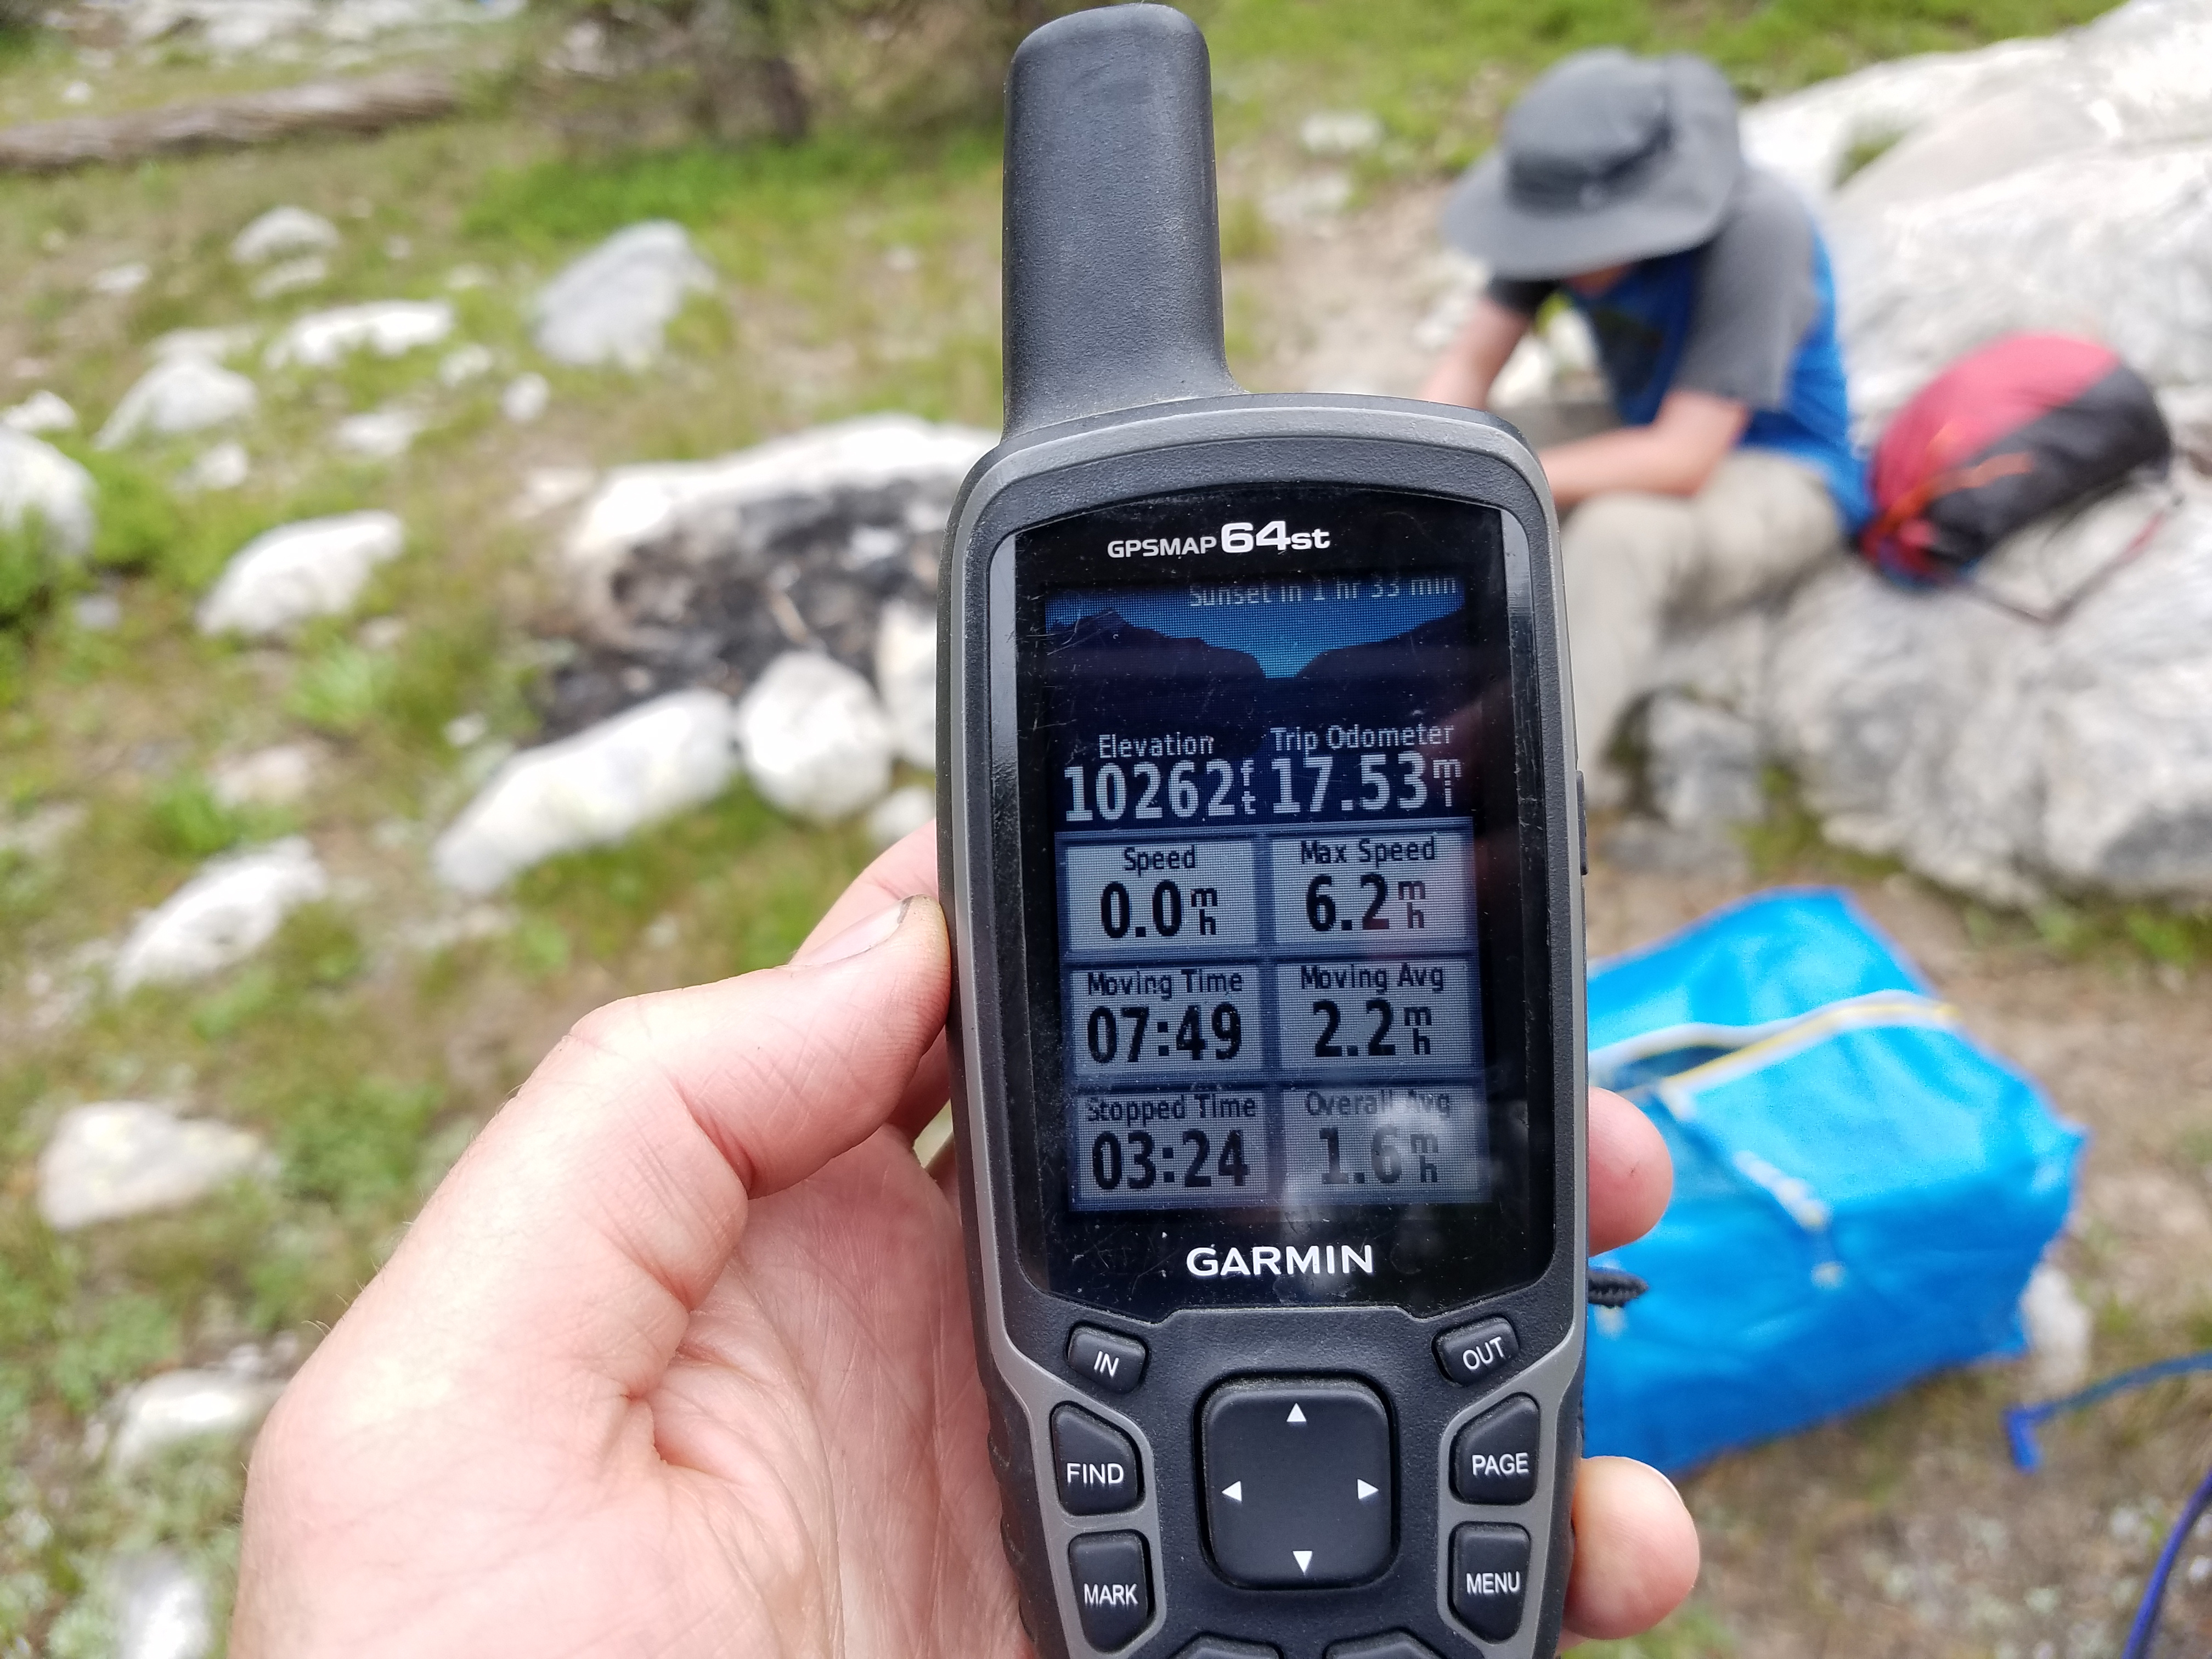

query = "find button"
[[1435, 1316, 1519, 1386], [1052, 1403, 1142, 1515]]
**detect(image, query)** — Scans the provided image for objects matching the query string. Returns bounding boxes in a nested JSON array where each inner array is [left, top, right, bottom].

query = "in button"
[[1068, 1324, 1148, 1393], [1069, 1531, 1152, 1652], [1052, 1403, 1142, 1516]]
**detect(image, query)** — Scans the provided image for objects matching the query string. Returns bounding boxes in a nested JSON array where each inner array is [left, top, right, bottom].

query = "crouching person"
[[1420, 48, 1869, 802]]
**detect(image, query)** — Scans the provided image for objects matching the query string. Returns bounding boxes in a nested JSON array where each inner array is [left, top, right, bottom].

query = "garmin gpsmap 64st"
[[936, 9, 1589, 1658]]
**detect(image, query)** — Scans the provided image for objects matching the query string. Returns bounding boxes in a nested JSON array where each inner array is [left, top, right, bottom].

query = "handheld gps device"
[[937, 9, 1588, 1658]]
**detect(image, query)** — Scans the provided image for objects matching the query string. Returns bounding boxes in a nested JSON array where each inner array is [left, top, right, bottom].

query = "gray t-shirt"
[[1487, 167, 1820, 414]]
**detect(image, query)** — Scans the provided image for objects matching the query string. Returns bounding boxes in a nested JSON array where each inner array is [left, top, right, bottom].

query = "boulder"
[[113, 837, 330, 989], [1643, 692, 1765, 832], [107, 1367, 284, 1469], [866, 782, 935, 850], [95, 357, 257, 449], [0, 428, 95, 559], [196, 511, 404, 638], [733, 652, 893, 823], [331, 407, 423, 460], [1299, 110, 1383, 156], [1765, 482, 2212, 903], [211, 741, 321, 808], [873, 598, 937, 769], [1743, 0, 2212, 424], [251, 255, 329, 301], [432, 689, 737, 893], [3, 388, 77, 433], [179, 439, 251, 493], [266, 300, 453, 370], [111, 1551, 213, 1659], [547, 414, 991, 732], [37, 1102, 269, 1231], [531, 221, 715, 369], [231, 205, 340, 264]]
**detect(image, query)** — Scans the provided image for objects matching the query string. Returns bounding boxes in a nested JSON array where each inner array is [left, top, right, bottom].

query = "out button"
[[1434, 1316, 1519, 1386]]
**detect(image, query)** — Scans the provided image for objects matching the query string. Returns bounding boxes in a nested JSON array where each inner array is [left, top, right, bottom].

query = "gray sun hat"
[[1443, 49, 1743, 280]]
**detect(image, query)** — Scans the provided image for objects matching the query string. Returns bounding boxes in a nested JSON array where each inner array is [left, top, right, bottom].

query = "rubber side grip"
[[1001, 3, 1240, 436]]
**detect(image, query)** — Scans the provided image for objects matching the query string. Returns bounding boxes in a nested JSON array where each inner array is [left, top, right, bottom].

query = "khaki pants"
[[1560, 448, 1842, 793]]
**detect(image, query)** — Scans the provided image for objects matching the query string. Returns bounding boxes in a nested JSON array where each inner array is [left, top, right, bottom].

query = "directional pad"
[[1200, 1376, 1394, 1588]]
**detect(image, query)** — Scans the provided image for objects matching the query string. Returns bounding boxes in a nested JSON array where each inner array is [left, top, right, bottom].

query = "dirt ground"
[[1235, 178, 2212, 1658]]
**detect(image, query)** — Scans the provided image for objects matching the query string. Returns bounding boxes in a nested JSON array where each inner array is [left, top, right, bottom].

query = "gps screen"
[[1008, 485, 1545, 1312], [1043, 572, 1488, 1214]]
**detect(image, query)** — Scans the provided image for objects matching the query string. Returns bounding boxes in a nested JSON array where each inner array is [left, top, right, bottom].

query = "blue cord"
[[2004, 1350, 2212, 1472], [2121, 1458, 2212, 1659], [2005, 1349, 2212, 1659]]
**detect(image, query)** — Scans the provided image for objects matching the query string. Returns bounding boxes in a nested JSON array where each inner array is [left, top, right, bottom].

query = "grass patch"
[[465, 125, 1000, 250], [1584, 1602, 1738, 1657], [141, 772, 295, 861]]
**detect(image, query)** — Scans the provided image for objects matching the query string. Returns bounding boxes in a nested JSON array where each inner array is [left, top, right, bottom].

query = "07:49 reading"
[[1091, 1125, 1252, 1192]]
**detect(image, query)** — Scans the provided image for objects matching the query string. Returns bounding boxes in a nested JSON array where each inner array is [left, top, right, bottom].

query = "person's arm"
[[1419, 293, 1536, 409], [1538, 387, 1750, 510]]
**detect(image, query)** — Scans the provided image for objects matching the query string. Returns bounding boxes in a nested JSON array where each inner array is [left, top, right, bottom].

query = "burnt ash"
[[539, 481, 946, 736]]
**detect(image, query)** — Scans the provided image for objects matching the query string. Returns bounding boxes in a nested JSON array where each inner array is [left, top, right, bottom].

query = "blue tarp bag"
[[1584, 888, 2084, 1473]]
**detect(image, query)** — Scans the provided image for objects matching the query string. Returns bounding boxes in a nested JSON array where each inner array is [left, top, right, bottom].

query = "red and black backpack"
[[1861, 333, 2172, 586]]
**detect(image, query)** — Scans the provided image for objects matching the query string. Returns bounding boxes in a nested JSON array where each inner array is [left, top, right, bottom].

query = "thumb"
[[329, 895, 950, 1400]]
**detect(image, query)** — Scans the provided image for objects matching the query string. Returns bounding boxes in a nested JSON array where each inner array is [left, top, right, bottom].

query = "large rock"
[[266, 301, 454, 370], [108, 1367, 284, 1469], [112, 1551, 213, 1659], [432, 689, 737, 893], [531, 221, 715, 369], [1765, 482, 2212, 903], [3, 389, 77, 434], [37, 1102, 268, 1231], [95, 357, 257, 449], [114, 837, 330, 989], [0, 428, 95, 558], [232, 205, 340, 264], [733, 652, 893, 823], [1744, 0, 2212, 425], [195, 511, 404, 638], [873, 598, 937, 769], [547, 414, 991, 732]]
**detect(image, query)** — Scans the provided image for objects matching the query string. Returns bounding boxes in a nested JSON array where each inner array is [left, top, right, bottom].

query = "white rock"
[[196, 511, 404, 638], [432, 690, 737, 893], [873, 599, 937, 770], [179, 439, 250, 493], [0, 428, 95, 558], [2020, 1262, 2093, 1397], [1644, 692, 1765, 831], [1299, 109, 1383, 156], [332, 406, 422, 460], [108, 1368, 283, 1469], [112, 837, 330, 989], [501, 371, 550, 423], [96, 357, 257, 448], [512, 465, 596, 520], [734, 653, 893, 823], [3, 389, 77, 433], [437, 342, 494, 386], [151, 325, 257, 364], [1262, 171, 1353, 226], [866, 782, 934, 850], [112, 1550, 213, 1659], [74, 591, 121, 631], [563, 415, 993, 629], [211, 742, 320, 808], [232, 204, 341, 264], [36, 1102, 268, 1230], [1766, 481, 2212, 902], [530, 221, 715, 369], [63, 78, 92, 104], [266, 300, 453, 370], [92, 261, 150, 296], [249, 254, 328, 301]]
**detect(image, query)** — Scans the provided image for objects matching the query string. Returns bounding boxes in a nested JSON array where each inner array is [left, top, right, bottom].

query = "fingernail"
[[794, 896, 913, 966]]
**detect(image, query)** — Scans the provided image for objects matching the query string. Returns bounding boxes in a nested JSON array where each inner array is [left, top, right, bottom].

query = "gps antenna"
[[1002, 4, 1241, 437]]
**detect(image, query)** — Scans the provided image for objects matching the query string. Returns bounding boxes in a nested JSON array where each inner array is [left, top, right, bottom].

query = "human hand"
[[232, 823, 1697, 1656]]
